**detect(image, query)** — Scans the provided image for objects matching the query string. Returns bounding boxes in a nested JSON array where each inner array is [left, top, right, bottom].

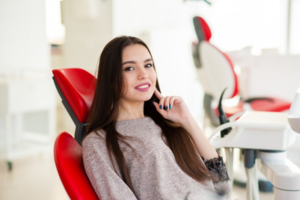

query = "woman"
[[83, 36, 231, 200]]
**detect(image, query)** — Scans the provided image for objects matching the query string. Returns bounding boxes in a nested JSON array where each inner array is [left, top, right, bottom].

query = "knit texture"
[[82, 116, 231, 200]]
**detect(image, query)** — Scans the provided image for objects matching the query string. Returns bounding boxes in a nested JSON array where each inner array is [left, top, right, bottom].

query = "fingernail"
[[164, 106, 168, 111], [159, 105, 162, 109], [169, 104, 171, 109], [152, 101, 155, 106]]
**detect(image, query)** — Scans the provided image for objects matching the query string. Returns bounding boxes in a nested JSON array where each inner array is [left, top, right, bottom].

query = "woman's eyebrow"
[[122, 61, 135, 66], [144, 58, 152, 62], [122, 58, 152, 66]]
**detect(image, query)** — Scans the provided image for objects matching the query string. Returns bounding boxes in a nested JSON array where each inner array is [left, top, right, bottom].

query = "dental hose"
[[218, 88, 234, 200]]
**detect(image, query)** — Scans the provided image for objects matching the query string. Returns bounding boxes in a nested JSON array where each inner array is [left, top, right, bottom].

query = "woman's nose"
[[138, 68, 149, 79]]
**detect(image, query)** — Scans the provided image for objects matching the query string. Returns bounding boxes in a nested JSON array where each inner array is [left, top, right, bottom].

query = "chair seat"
[[54, 132, 98, 200], [216, 97, 291, 118]]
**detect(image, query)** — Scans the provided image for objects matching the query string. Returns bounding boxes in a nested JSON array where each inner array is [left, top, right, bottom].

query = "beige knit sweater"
[[82, 117, 231, 200]]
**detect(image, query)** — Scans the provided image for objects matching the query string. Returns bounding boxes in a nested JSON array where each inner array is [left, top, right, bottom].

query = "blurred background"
[[0, 0, 300, 199]]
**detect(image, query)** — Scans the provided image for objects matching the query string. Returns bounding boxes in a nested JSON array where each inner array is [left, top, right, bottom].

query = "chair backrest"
[[193, 16, 238, 100], [199, 41, 238, 99], [54, 132, 98, 200], [52, 68, 97, 144], [52, 68, 96, 123]]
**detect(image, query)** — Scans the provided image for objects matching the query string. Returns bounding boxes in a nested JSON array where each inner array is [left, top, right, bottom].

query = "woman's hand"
[[153, 88, 219, 160], [152, 88, 192, 125], [153, 89, 218, 159]]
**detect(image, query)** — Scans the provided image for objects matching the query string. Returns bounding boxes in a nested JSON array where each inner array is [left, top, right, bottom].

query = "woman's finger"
[[154, 87, 163, 100], [158, 96, 166, 110], [164, 96, 171, 111], [169, 96, 176, 109], [153, 101, 167, 117]]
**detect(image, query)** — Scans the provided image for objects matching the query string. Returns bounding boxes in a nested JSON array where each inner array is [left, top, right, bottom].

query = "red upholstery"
[[197, 17, 212, 41], [250, 97, 291, 112], [199, 17, 211, 41], [52, 68, 96, 123], [54, 132, 98, 200]]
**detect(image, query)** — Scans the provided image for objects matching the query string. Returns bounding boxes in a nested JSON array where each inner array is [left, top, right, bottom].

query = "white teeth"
[[137, 85, 149, 89]]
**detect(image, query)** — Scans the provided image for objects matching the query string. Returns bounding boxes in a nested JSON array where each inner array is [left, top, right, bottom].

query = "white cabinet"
[[0, 76, 56, 170]]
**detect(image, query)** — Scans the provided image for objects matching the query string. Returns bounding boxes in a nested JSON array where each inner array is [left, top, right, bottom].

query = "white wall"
[[207, 0, 284, 51], [290, 0, 300, 54], [0, 0, 50, 71], [62, 0, 113, 72]]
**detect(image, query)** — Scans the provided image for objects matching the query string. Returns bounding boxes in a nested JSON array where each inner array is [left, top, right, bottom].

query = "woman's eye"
[[145, 63, 153, 68], [124, 67, 134, 71]]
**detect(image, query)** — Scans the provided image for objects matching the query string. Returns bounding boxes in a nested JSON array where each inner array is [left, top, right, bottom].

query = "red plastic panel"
[[54, 132, 98, 200], [52, 68, 96, 123], [198, 17, 212, 41], [250, 98, 291, 112], [215, 98, 291, 118]]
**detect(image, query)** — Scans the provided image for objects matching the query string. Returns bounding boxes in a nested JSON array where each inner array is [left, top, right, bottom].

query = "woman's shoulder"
[[82, 129, 107, 148]]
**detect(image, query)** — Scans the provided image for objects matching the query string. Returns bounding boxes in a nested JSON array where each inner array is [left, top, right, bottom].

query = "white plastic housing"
[[288, 87, 300, 133], [198, 41, 236, 99], [274, 188, 300, 200], [288, 115, 300, 133], [259, 152, 300, 191], [211, 111, 297, 150]]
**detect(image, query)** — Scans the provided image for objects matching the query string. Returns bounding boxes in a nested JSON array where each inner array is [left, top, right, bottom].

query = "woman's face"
[[121, 44, 157, 103]]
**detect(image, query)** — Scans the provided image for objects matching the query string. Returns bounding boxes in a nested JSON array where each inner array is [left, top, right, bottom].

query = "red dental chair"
[[192, 16, 291, 126], [54, 132, 98, 200], [52, 68, 98, 199], [52, 68, 96, 144]]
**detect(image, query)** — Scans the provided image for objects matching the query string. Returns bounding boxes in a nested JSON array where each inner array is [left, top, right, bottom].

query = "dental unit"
[[210, 88, 300, 200]]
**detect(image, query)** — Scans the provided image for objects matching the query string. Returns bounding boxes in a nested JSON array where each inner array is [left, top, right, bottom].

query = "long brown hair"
[[86, 36, 211, 195]]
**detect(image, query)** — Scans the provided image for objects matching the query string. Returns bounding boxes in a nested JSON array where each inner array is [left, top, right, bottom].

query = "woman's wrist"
[[179, 115, 200, 137], [178, 114, 194, 129]]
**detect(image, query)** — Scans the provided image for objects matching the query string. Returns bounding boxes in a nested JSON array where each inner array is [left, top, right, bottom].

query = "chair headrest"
[[52, 68, 96, 123], [193, 16, 212, 42], [54, 132, 98, 200]]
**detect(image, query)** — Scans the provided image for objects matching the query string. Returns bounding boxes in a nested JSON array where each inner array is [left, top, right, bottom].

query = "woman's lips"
[[135, 82, 151, 92]]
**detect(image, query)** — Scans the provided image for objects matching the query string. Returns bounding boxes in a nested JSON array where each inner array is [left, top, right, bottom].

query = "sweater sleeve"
[[82, 132, 137, 200], [202, 154, 231, 195]]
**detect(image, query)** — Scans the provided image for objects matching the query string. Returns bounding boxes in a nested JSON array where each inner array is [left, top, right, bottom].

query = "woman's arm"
[[180, 117, 231, 194], [179, 116, 218, 160], [153, 88, 231, 193]]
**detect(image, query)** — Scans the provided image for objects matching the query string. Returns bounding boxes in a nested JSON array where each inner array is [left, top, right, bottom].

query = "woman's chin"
[[136, 96, 153, 102]]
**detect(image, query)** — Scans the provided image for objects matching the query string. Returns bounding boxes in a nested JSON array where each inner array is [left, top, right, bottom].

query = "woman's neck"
[[117, 100, 145, 121]]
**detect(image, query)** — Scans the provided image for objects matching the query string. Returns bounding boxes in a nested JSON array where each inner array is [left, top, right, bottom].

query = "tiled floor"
[[0, 151, 274, 200]]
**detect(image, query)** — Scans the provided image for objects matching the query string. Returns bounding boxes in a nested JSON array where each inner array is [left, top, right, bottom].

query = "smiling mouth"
[[137, 85, 150, 89], [135, 84, 151, 92]]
